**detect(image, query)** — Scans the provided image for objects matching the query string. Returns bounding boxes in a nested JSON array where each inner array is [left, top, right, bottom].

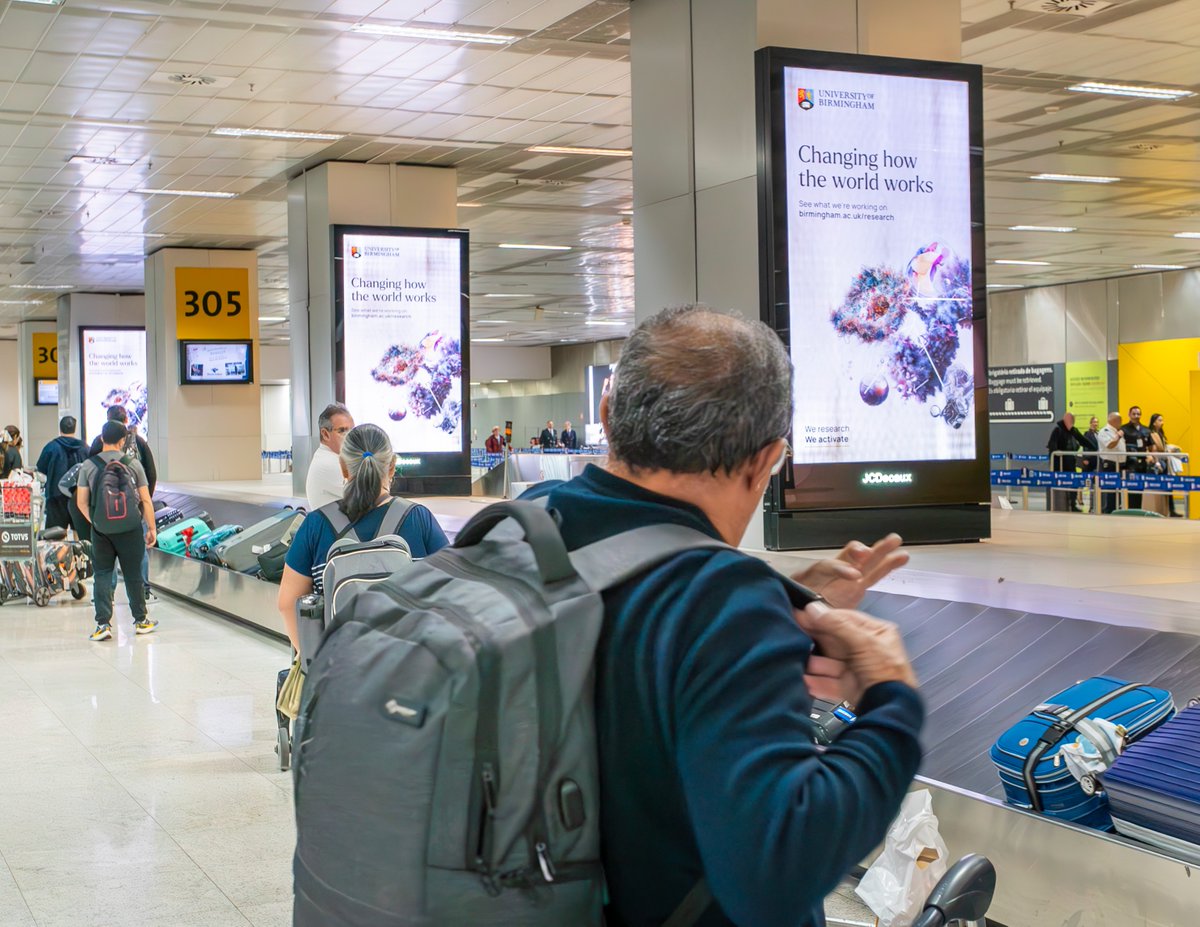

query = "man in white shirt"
[[1097, 411, 1125, 514], [306, 403, 354, 510]]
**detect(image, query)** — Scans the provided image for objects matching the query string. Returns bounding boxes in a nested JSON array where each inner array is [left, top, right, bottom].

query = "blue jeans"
[[92, 528, 147, 626]]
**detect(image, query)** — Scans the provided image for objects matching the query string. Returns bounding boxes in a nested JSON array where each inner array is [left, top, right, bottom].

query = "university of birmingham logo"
[[797, 88, 816, 110], [350, 245, 362, 258]]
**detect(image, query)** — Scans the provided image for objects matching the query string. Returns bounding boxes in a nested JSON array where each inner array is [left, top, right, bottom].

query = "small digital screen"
[[181, 341, 253, 384], [35, 379, 59, 406]]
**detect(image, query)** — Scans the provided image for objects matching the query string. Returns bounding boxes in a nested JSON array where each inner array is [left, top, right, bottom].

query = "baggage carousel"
[[150, 487, 1200, 926]]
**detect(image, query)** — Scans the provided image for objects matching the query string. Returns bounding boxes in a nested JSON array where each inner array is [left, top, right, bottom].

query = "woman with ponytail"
[[277, 423, 449, 650]]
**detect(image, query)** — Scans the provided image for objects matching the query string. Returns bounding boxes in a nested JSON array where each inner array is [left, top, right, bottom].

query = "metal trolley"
[[0, 478, 89, 608]]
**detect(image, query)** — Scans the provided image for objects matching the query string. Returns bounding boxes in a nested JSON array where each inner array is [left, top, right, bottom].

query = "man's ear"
[[746, 439, 785, 492]]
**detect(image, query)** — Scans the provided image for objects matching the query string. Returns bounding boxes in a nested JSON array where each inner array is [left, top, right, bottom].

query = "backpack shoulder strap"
[[374, 497, 415, 539], [662, 880, 713, 927], [568, 522, 732, 592], [317, 500, 356, 541]]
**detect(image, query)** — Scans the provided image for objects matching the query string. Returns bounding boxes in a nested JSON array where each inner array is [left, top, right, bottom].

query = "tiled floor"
[[0, 588, 293, 927]]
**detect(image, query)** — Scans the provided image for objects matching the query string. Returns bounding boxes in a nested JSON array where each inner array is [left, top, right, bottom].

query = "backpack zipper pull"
[[535, 841, 555, 883]]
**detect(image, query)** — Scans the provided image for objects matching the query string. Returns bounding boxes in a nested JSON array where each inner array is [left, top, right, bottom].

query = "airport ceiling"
[[1, 0, 1200, 345]]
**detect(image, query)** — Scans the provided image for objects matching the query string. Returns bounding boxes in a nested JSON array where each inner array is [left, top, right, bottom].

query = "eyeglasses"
[[770, 441, 792, 476], [328, 426, 351, 435]]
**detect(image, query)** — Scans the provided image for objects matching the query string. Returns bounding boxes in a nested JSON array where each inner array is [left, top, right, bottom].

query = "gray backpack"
[[291, 501, 734, 927], [296, 497, 415, 670]]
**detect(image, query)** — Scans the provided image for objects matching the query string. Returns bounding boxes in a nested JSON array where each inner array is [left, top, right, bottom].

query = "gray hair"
[[318, 402, 351, 434], [338, 424, 395, 523], [606, 305, 792, 475]]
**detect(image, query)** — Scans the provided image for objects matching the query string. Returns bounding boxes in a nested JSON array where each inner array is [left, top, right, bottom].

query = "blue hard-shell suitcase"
[[1106, 706, 1200, 861], [188, 524, 243, 561], [990, 676, 1175, 831]]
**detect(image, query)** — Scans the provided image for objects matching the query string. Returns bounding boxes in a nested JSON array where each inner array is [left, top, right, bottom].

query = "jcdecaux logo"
[[861, 471, 914, 486]]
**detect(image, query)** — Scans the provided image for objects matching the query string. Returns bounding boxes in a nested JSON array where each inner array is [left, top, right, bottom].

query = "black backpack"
[[90, 456, 143, 535]]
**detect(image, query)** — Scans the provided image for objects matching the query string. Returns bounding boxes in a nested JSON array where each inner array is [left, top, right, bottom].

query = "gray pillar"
[[630, 0, 961, 547], [287, 162, 457, 495]]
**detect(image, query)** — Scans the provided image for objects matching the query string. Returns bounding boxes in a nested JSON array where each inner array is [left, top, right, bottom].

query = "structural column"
[[16, 319, 59, 458], [144, 249, 262, 481], [630, 0, 961, 547], [286, 162, 458, 495]]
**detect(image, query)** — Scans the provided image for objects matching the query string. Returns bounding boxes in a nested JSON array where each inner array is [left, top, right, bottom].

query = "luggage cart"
[[829, 854, 996, 927], [0, 480, 90, 608]]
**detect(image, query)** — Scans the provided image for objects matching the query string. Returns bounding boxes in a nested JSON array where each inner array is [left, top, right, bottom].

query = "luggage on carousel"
[[188, 524, 242, 561], [990, 676, 1175, 830], [156, 517, 213, 557], [155, 506, 185, 529], [213, 509, 304, 573], [1106, 706, 1200, 862]]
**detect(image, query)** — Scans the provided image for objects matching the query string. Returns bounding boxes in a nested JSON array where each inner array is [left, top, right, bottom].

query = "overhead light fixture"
[[994, 260, 1050, 266], [134, 187, 237, 199], [68, 154, 136, 167], [528, 145, 632, 158], [13, 0, 63, 5], [475, 320, 512, 325], [350, 23, 517, 45], [1031, 173, 1120, 184], [0, 300, 46, 305], [12, 284, 72, 290], [213, 127, 344, 142], [1009, 225, 1077, 233], [490, 379, 509, 383], [1066, 81, 1194, 101], [498, 243, 572, 251], [585, 320, 627, 327], [986, 284, 1022, 289], [259, 316, 288, 322], [1133, 263, 1186, 270], [470, 381, 481, 386], [1174, 232, 1200, 239], [457, 202, 485, 208], [473, 337, 506, 343]]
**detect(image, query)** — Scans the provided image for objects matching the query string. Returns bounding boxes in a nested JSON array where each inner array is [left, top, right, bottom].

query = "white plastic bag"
[[856, 789, 949, 927]]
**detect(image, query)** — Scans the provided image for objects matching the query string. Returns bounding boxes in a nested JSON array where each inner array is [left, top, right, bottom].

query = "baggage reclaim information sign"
[[987, 365, 1055, 424]]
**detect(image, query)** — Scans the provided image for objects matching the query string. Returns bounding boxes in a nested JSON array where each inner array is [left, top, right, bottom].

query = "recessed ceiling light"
[[259, 316, 288, 322], [986, 284, 1022, 289], [457, 202, 485, 208], [473, 337, 505, 343], [0, 300, 46, 305], [13, 0, 62, 5], [1174, 232, 1200, 239], [1030, 173, 1120, 184], [1133, 263, 1186, 270], [481, 294, 535, 298], [1067, 81, 1194, 101], [498, 243, 571, 251], [469, 381, 481, 386], [213, 127, 344, 142], [490, 379, 509, 383], [994, 260, 1051, 266], [134, 188, 237, 199], [585, 320, 627, 327], [1009, 225, 1077, 233], [528, 145, 632, 158], [68, 154, 136, 167], [350, 23, 517, 44], [475, 320, 512, 324], [12, 284, 72, 290]]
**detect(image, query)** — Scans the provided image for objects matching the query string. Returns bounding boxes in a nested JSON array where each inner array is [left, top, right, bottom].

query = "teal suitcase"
[[157, 518, 212, 557]]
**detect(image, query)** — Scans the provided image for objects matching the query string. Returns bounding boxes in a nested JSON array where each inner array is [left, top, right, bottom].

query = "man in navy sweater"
[[525, 306, 923, 927]]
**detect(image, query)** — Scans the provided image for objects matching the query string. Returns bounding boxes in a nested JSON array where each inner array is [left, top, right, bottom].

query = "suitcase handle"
[[1023, 682, 1142, 813]]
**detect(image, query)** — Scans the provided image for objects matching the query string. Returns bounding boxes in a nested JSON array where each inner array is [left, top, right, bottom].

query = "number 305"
[[183, 290, 242, 317]]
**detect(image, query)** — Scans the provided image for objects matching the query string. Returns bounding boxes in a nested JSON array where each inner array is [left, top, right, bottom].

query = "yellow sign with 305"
[[174, 267, 253, 340], [32, 332, 58, 378]]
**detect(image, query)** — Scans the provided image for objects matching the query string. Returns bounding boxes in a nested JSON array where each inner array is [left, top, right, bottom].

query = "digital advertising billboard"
[[757, 48, 988, 546], [79, 327, 148, 445], [333, 226, 470, 491], [180, 341, 254, 385]]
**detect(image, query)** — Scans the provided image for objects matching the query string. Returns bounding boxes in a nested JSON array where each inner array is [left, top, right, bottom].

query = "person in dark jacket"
[[1120, 405, 1151, 510], [36, 415, 88, 530], [560, 420, 579, 450], [1047, 412, 1087, 512], [1, 425, 23, 479], [524, 306, 920, 927], [539, 420, 558, 450], [90, 405, 157, 601]]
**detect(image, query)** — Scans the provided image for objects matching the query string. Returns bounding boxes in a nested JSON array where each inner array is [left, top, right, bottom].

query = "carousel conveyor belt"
[[859, 588, 1200, 798]]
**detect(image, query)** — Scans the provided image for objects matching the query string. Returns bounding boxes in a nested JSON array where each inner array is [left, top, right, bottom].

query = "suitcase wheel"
[[276, 726, 291, 772], [70, 583, 86, 600], [33, 587, 50, 608], [1080, 775, 1098, 796]]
